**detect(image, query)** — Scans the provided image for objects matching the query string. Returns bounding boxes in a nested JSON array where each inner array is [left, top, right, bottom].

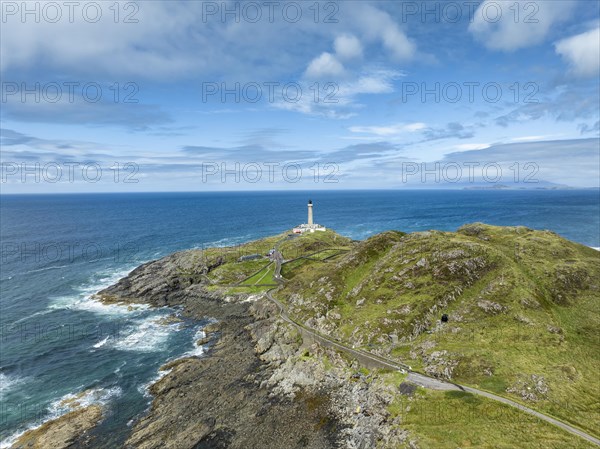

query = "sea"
[[1, 190, 599, 447]]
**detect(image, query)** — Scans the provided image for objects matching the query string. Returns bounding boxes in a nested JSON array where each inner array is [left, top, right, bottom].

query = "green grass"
[[274, 224, 600, 435], [397, 389, 597, 449], [208, 259, 268, 285], [277, 230, 353, 260], [168, 224, 599, 441], [280, 258, 310, 279], [306, 248, 350, 261]]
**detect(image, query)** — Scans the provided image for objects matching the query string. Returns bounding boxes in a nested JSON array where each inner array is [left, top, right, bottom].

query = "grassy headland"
[[274, 224, 599, 436]]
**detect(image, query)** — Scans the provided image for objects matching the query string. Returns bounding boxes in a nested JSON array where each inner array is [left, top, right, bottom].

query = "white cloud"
[[441, 138, 600, 187], [334, 34, 363, 60], [0, 2, 203, 78], [452, 143, 491, 151], [0, 2, 336, 81], [351, 4, 416, 60], [555, 27, 600, 77], [510, 134, 563, 142], [469, 1, 574, 51], [273, 70, 403, 119], [349, 122, 426, 136], [304, 52, 345, 79], [339, 70, 403, 96], [381, 26, 415, 60], [0, 3, 415, 85]]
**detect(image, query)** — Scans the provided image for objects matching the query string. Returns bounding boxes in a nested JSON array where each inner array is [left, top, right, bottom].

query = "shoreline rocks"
[[14, 249, 410, 448], [11, 405, 103, 449]]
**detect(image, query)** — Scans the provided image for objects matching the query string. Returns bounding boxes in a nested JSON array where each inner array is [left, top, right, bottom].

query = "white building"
[[293, 200, 326, 234]]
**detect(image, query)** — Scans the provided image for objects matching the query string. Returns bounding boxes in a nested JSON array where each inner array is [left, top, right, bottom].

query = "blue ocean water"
[[1, 190, 599, 446]]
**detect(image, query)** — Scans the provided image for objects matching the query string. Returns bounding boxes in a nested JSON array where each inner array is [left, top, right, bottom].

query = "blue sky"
[[1, 0, 599, 192]]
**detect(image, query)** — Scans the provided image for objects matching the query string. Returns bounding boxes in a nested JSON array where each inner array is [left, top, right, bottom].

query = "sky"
[[1, 0, 599, 192]]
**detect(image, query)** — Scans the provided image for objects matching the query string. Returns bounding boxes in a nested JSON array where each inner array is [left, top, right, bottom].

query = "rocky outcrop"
[[248, 299, 408, 448], [11, 405, 103, 449], [506, 374, 549, 402], [86, 250, 408, 448], [477, 299, 507, 314], [95, 249, 221, 308]]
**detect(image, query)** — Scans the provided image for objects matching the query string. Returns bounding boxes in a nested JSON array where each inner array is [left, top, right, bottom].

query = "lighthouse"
[[293, 200, 326, 234]]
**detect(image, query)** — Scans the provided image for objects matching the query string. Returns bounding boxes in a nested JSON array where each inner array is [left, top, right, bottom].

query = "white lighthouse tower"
[[293, 200, 326, 234]]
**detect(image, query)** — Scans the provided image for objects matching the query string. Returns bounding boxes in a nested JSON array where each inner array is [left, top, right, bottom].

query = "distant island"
[[12, 213, 600, 448]]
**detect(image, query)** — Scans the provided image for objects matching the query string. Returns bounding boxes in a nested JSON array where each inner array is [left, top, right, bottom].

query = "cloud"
[[452, 143, 491, 151], [578, 121, 600, 135], [1, 97, 171, 131], [1, 2, 201, 79], [441, 138, 600, 187], [304, 52, 345, 79], [422, 122, 474, 141], [354, 4, 416, 60], [326, 141, 401, 157], [334, 34, 363, 60], [469, 1, 574, 51], [349, 122, 426, 137], [273, 70, 403, 119], [0, 2, 335, 82], [236, 128, 291, 148], [181, 144, 317, 164], [495, 86, 600, 127], [339, 70, 403, 96], [555, 27, 600, 77], [0, 128, 38, 147], [510, 135, 563, 142], [348, 121, 475, 141], [0, 128, 132, 163], [382, 26, 415, 60]]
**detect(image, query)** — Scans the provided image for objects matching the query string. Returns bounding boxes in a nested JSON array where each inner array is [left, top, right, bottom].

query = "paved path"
[[265, 246, 600, 446]]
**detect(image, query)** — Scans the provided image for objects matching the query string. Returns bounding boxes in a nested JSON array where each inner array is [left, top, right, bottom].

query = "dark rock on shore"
[[20, 248, 409, 448], [123, 296, 341, 449], [11, 405, 103, 449], [94, 251, 347, 448]]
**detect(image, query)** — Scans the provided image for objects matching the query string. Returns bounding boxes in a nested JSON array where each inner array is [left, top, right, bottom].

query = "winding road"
[[266, 246, 600, 447]]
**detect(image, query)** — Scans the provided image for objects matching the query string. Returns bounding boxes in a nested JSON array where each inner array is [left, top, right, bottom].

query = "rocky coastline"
[[11, 248, 408, 449]]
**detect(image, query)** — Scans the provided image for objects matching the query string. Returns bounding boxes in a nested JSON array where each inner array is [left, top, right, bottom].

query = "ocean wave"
[[49, 294, 149, 316], [0, 373, 27, 400], [110, 316, 181, 353], [93, 336, 110, 348], [176, 323, 212, 360], [0, 264, 70, 282], [136, 323, 210, 401], [187, 328, 207, 357], [137, 368, 173, 398], [0, 386, 121, 449], [24, 264, 70, 274], [9, 309, 54, 325], [48, 386, 122, 416], [48, 265, 149, 316]]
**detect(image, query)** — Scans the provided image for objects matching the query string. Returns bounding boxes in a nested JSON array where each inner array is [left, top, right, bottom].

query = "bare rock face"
[[521, 297, 541, 309], [422, 350, 459, 380], [95, 250, 220, 308], [124, 296, 341, 449], [22, 249, 348, 449], [249, 302, 408, 449], [477, 299, 507, 314], [12, 405, 103, 449], [507, 374, 549, 402]]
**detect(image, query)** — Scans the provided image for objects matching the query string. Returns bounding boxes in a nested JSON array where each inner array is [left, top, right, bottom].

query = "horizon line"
[[1, 187, 599, 196]]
